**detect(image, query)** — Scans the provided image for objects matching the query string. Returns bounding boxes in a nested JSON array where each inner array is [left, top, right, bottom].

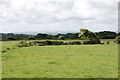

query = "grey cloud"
[[0, 0, 118, 33]]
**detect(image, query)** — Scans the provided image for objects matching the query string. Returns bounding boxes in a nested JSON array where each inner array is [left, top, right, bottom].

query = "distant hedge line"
[[1, 31, 119, 41], [17, 40, 102, 47]]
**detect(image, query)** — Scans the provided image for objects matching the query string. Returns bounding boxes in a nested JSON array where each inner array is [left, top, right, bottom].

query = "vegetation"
[[114, 36, 120, 44], [78, 29, 98, 40], [95, 31, 118, 39], [57, 36, 65, 40], [27, 36, 35, 40], [6, 37, 17, 40], [1, 29, 118, 78], [0, 30, 119, 41], [78, 29, 101, 44], [2, 40, 118, 78], [1, 33, 29, 41]]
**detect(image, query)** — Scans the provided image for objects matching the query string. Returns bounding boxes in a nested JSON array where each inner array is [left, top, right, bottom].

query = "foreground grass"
[[2, 43, 118, 78]]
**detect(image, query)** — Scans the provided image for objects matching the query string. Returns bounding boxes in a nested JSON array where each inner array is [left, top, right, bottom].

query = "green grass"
[[2, 40, 118, 78], [2, 41, 19, 49]]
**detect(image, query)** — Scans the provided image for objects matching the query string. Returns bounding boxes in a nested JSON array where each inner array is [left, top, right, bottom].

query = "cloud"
[[0, 0, 119, 33]]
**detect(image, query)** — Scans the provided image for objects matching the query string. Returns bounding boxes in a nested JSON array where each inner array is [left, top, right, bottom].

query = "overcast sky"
[[0, 0, 119, 34]]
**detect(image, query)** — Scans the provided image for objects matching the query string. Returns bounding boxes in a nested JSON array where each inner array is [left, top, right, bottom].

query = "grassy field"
[[1, 40, 118, 78]]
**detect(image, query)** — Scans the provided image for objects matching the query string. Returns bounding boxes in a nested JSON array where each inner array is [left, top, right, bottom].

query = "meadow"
[[1, 40, 118, 78]]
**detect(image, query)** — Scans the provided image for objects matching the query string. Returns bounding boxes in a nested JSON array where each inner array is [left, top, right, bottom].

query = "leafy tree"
[[64, 33, 78, 39], [95, 31, 117, 39], [78, 29, 98, 40], [36, 33, 48, 39], [78, 29, 100, 44], [1, 33, 29, 40], [57, 36, 65, 40]]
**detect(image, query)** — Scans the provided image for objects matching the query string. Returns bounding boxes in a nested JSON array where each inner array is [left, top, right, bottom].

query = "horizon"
[[1, 30, 119, 35]]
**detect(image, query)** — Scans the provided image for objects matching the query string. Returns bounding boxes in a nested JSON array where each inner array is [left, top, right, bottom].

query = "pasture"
[[1, 40, 118, 78]]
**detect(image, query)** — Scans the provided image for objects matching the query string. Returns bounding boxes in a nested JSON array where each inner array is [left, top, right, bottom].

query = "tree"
[[78, 29, 98, 39], [36, 33, 49, 39], [95, 31, 117, 39], [57, 36, 65, 40], [6, 37, 17, 40], [78, 29, 101, 44], [28, 36, 35, 40]]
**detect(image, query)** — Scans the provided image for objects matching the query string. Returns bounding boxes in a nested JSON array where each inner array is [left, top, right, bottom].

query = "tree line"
[[0, 31, 119, 41]]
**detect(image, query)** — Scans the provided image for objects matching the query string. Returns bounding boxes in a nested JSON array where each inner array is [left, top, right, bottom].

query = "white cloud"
[[0, 0, 118, 33]]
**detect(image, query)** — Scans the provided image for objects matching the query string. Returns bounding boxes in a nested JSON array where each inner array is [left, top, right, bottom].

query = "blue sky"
[[0, 0, 118, 33]]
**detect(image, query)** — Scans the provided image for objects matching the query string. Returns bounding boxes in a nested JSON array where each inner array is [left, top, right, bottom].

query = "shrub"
[[18, 44, 22, 47], [17, 39, 101, 47], [34, 41, 46, 46], [106, 41, 109, 44], [74, 41, 81, 45], [6, 37, 17, 40], [100, 43, 104, 44], [114, 36, 120, 44], [83, 39, 101, 44], [44, 41, 53, 45], [6, 47, 10, 50], [68, 41, 81, 45], [28, 41, 35, 46], [18, 41, 25, 47], [28, 36, 35, 40], [57, 36, 65, 40], [34, 40, 65, 45], [36, 43, 46, 46], [52, 41, 65, 45], [2, 48, 6, 53], [18, 41, 32, 47]]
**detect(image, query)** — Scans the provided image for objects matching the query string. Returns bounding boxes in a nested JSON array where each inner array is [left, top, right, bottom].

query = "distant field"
[[1, 39, 118, 78]]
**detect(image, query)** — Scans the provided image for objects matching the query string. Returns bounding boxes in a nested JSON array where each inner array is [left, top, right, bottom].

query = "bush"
[[2, 48, 6, 53], [17, 39, 101, 47], [106, 41, 109, 44], [6, 37, 17, 40], [114, 36, 120, 44], [28, 36, 35, 40], [44, 41, 53, 45], [34, 41, 46, 46], [36, 42, 46, 46], [83, 39, 101, 44], [6, 47, 10, 50], [68, 41, 81, 45], [57, 36, 65, 40], [18, 41, 33, 47], [34, 40, 65, 45], [52, 41, 65, 45]]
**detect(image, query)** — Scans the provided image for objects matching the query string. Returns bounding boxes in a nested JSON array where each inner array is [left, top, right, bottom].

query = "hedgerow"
[[17, 40, 102, 48]]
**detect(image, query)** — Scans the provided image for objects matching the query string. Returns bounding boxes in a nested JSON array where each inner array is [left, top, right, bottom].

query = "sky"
[[0, 0, 119, 34]]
